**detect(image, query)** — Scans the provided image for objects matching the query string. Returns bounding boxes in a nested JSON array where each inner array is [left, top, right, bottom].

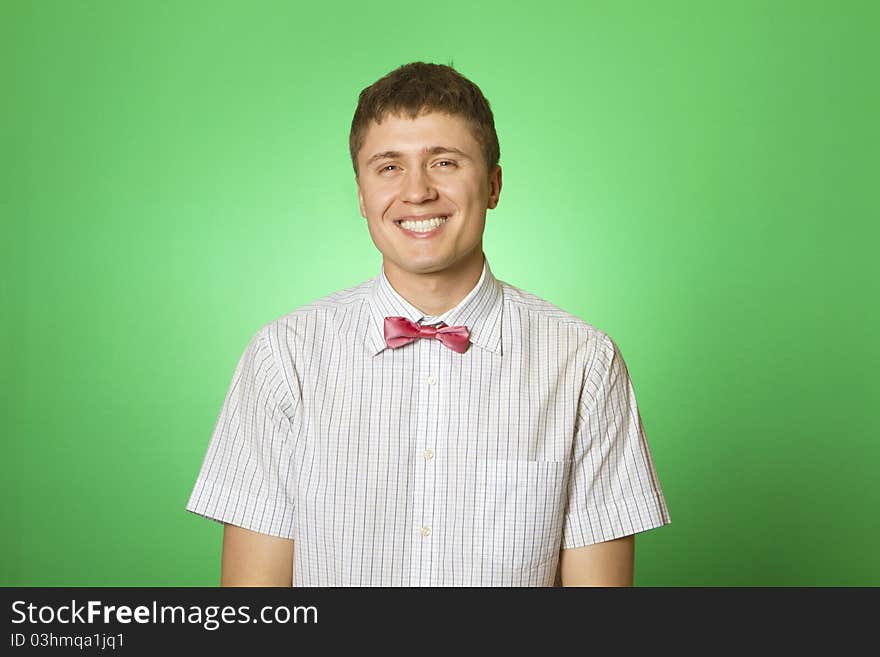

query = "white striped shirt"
[[186, 256, 671, 586]]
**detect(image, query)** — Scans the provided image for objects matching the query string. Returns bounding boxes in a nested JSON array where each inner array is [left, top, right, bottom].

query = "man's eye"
[[381, 165, 397, 172], [436, 160, 456, 167]]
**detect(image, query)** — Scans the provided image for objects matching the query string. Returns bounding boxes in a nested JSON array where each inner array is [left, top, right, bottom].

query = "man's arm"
[[558, 534, 634, 587], [220, 524, 295, 587]]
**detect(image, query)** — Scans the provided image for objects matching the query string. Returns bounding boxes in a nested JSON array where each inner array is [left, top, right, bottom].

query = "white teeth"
[[399, 216, 448, 232]]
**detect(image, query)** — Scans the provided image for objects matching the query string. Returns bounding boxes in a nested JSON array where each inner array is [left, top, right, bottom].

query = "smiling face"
[[356, 110, 502, 287]]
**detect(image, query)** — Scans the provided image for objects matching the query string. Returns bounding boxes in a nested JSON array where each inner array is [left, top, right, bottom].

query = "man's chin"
[[383, 255, 453, 277], [381, 244, 484, 279]]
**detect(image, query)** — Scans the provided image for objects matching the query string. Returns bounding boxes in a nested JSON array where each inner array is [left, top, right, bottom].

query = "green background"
[[3, 0, 877, 586]]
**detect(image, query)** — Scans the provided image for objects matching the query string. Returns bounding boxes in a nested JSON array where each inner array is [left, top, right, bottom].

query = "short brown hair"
[[349, 62, 500, 175]]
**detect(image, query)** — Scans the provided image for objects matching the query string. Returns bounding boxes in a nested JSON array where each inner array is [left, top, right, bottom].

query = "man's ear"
[[487, 165, 502, 210], [356, 175, 367, 219]]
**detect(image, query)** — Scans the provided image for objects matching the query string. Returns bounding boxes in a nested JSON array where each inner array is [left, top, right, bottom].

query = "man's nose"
[[399, 167, 438, 203]]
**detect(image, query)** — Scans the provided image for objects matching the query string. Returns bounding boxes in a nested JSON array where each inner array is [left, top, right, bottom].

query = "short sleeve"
[[561, 336, 671, 548], [185, 325, 297, 539]]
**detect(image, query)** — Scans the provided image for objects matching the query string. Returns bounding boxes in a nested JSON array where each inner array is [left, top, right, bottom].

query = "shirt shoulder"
[[498, 279, 615, 353], [254, 277, 375, 347], [282, 277, 374, 319]]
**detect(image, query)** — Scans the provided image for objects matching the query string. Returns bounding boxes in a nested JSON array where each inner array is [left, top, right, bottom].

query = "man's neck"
[[383, 251, 485, 317]]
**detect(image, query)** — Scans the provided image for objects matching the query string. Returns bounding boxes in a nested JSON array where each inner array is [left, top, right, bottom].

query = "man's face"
[[356, 110, 502, 281]]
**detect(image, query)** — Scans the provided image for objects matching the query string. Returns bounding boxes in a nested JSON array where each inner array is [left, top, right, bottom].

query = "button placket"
[[412, 336, 439, 585]]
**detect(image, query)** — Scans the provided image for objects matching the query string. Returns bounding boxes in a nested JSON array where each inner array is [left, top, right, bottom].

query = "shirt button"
[[423, 449, 434, 460], [426, 374, 437, 385], [420, 526, 431, 537]]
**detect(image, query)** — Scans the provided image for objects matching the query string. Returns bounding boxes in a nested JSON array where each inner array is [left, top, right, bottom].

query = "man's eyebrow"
[[365, 146, 471, 166]]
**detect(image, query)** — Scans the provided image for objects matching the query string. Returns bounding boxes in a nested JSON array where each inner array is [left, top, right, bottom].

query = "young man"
[[186, 62, 671, 586]]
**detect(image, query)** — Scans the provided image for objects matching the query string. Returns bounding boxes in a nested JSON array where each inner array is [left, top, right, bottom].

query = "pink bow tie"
[[384, 316, 471, 354]]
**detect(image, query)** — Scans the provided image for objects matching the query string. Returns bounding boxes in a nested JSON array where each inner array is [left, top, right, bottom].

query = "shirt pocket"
[[472, 459, 569, 570]]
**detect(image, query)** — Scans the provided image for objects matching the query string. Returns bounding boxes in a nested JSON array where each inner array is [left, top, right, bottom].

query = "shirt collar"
[[365, 255, 504, 357]]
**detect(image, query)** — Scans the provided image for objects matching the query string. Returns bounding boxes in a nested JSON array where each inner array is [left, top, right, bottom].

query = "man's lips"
[[393, 213, 451, 224], [394, 214, 450, 237]]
